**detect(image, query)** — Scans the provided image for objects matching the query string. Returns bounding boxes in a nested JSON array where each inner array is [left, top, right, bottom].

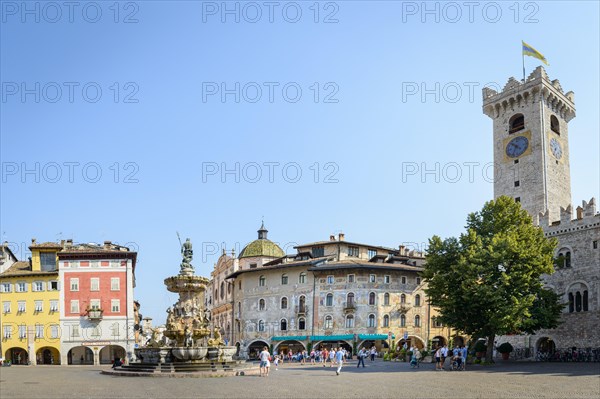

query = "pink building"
[[58, 240, 137, 365]]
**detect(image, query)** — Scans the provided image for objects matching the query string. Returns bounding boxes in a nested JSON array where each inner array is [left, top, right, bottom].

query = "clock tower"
[[482, 66, 575, 223]]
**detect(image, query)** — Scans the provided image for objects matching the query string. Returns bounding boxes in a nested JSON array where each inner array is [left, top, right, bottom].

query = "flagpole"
[[522, 42, 526, 82]]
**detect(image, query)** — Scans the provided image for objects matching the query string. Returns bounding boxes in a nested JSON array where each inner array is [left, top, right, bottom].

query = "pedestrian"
[[322, 348, 329, 367], [435, 346, 443, 371], [111, 357, 122, 369], [357, 347, 366, 368], [310, 349, 316, 364], [335, 347, 344, 375], [259, 346, 271, 377], [329, 348, 336, 367], [414, 348, 422, 367], [440, 345, 447, 369], [274, 355, 280, 370], [370, 346, 376, 362], [288, 350, 293, 363], [460, 345, 468, 370]]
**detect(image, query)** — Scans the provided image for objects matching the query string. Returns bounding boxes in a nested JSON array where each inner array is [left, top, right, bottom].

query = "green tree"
[[422, 196, 563, 362]]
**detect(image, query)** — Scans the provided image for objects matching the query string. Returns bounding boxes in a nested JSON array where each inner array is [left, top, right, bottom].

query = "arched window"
[[326, 293, 333, 307], [324, 315, 333, 329], [345, 314, 354, 328], [259, 276, 265, 287], [550, 115, 560, 134], [299, 273, 307, 284], [383, 314, 390, 327], [400, 294, 406, 304], [575, 291, 582, 312], [565, 252, 571, 268], [281, 274, 288, 285], [415, 294, 421, 307], [509, 113, 525, 134], [346, 293, 355, 306], [281, 297, 288, 309], [414, 315, 421, 327], [258, 320, 265, 332], [237, 321, 241, 333], [220, 282, 225, 299], [384, 293, 390, 306], [369, 292, 376, 305], [238, 302, 241, 313], [299, 295, 306, 312], [280, 319, 287, 331], [298, 317, 306, 330], [400, 314, 406, 327], [568, 293, 574, 313], [367, 314, 376, 328], [568, 283, 590, 313], [259, 298, 266, 311]]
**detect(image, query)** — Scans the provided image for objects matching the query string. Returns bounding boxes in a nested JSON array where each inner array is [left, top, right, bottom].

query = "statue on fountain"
[[179, 237, 194, 275]]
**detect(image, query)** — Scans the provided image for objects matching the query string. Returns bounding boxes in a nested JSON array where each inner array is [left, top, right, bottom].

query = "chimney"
[[103, 240, 112, 250], [399, 245, 405, 254], [66, 239, 73, 248], [31, 238, 37, 245], [338, 233, 345, 241], [330, 235, 336, 241]]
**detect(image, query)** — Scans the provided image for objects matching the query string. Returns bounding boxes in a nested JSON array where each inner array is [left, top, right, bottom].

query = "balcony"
[[343, 301, 356, 312], [87, 308, 104, 320], [295, 305, 308, 315]]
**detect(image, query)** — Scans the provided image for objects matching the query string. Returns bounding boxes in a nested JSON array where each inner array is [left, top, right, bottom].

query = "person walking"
[[461, 345, 468, 370], [322, 348, 329, 367], [357, 348, 366, 368], [435, 346, 443, 371], [329, 348, 336, 367], [440, 345, 447, 369], [370, 346, 376, 362], [335, 347, 344, 375], [259, 346, 271, 377]]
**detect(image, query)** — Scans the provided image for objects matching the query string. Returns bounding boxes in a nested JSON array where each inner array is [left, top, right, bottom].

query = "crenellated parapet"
[[539, 198, 599, 234], [483, 66, 576, 122]]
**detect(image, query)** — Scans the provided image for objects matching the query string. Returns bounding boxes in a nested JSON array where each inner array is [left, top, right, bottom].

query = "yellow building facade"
[[0, 241, 62, 365]]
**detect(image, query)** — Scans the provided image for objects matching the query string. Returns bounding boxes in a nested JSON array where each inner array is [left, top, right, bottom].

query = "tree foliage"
[[422, 196, 563, 361]]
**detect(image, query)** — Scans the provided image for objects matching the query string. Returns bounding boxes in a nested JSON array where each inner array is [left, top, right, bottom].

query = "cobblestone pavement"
[[1, 360, 598, 399]]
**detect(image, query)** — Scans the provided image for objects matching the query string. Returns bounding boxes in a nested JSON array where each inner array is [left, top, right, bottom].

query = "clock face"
[[550, 138, 562, 159], [505, 136, 529, 158]]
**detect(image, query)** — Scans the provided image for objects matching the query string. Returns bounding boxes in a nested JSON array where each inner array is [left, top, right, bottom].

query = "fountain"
[[103, 237, 255, 377]]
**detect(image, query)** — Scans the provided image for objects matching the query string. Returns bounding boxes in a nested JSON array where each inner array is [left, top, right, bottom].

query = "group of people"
[[259, 346, 351, 376], [434, 344, 467, 371]]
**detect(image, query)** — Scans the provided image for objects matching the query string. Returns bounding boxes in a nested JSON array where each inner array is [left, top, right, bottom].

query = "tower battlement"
[[483, 66, 576, 122], [538, 198, 599, 230]]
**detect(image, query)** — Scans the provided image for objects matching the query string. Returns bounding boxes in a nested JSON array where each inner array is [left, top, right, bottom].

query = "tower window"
[[593, 241, 598, 249], [509, 114, 525, 134], [515, 197, 521, 203], [514, 159, 519, 164], [550, 115, 560, 134], [514, 180, 520, 187]]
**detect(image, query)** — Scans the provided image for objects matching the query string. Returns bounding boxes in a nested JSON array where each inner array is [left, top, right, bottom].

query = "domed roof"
[[239, 222, 285, 259]]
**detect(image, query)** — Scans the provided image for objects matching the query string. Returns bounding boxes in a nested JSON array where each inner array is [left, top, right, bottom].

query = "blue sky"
[[2, 1, 599, 323]]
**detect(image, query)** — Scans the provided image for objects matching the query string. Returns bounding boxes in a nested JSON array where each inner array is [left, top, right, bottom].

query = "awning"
[[310, 335, 354, 341], [271, 336, 308, 341], [358, 334, 395, 340]]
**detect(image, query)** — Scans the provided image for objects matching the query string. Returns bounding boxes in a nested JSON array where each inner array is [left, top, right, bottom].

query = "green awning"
[[271, 335, 308, 341], [358, 334, 395, 340], [310, 335, 354, 341]]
